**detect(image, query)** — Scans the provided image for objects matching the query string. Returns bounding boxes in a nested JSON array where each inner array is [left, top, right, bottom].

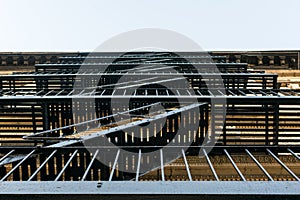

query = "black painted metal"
[[0, 146, 300, 182], [0, 52, 299, 147], [0, 52, 299, 188]]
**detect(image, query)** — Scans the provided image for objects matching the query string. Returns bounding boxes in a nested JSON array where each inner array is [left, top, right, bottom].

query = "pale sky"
[[1, 0, 299, 51]]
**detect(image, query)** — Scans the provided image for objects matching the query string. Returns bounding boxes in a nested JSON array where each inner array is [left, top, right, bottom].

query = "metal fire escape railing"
[[0, 52, 300, 197], [0, 146, 300, 182]]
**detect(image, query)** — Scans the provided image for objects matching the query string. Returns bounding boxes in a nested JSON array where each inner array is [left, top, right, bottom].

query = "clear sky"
[[1, 0, 299, 51]]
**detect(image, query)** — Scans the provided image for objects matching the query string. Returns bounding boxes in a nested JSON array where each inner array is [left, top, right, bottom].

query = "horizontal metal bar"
[[0, 72, 278, 78], [35, 62, 247, 66], [1, 89, 300, 101], [116, 77, 185, 90], [25, 137, 80, 141], [60, 55, 226, 59]]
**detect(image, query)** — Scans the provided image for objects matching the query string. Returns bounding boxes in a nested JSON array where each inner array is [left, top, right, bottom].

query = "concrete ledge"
[[0, 181, 299, 195]]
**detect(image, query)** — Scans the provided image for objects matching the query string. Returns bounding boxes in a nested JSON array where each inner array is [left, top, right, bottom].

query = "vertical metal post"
[[210, 104, 216, 143], [42, 103, 49, 137], [223, 122, 227, 145], [298, 51, 300, 70], [273, 104, 279, 145], [205, 104, 209, 137], [199, 106, 204, 143], [262, 77, 267, 90], [31, 105, 37, 133], [273, 74, 278, 89], [264, 104, 269, 146]]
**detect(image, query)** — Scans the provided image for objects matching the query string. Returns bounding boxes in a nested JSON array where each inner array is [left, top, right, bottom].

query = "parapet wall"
[[0, 51, 299, 70]]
